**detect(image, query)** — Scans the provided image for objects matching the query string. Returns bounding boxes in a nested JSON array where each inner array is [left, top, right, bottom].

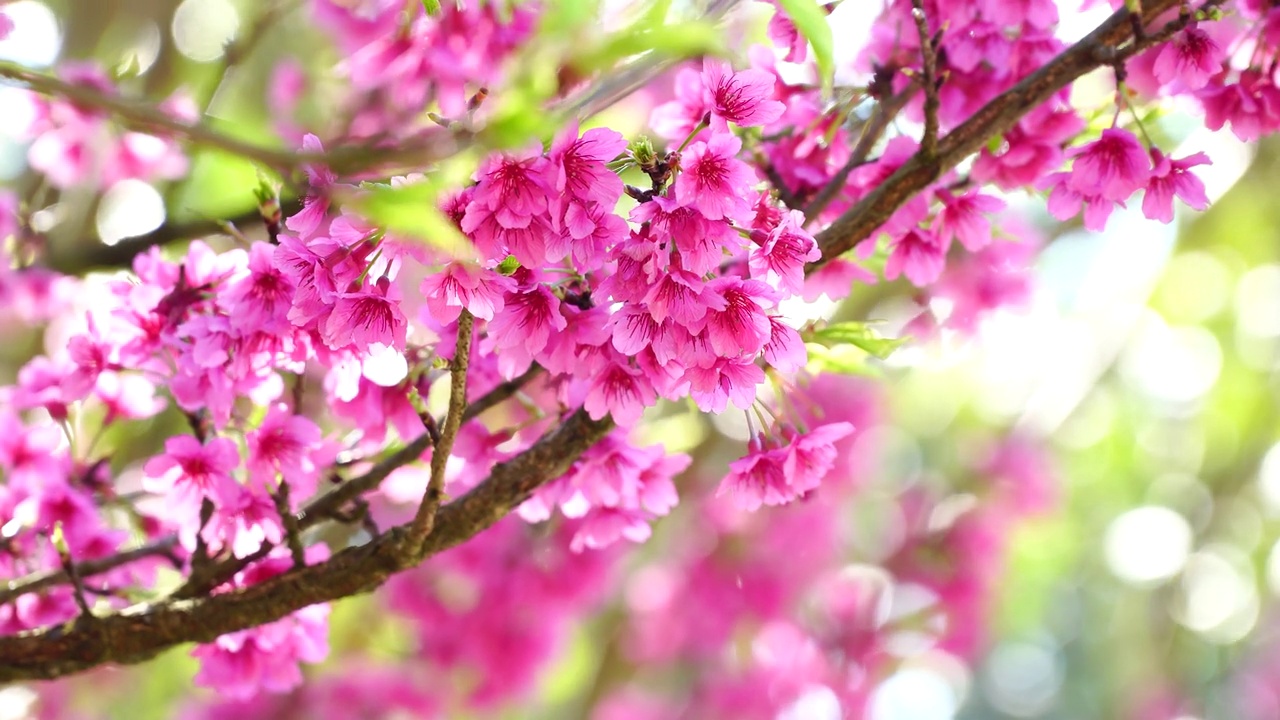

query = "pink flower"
[[749, 209, 821, 296], [674, 134, 755, 222], [641, 267, 724, 327], [219, 243, 296, 332], [0, 10, 13, 41], [192, 603, 330, 699], [1153, 25, 1223, 91], [420, 261, 516, 324], [763, 317, 806, 373], [649, 67, 710, 141], [1045, 172, 1117, 232], [1142, 150, 1211, 223], [321, 278, 408, 354], [702, 278, 776, 357], [884, 228, 949, 286], [143, 435, 242, 512], [717, 441, 792, 512], [246, 405, 322, 495], [545, 125, 626, 211], [935, 190, 1006, 252], [584, 358, 657, 426], [702, 59, 784, 131], [1067, 128, 1152, 202], [486, 284, 566, 375], [783, 422, 855, 494], [685, 357, 764, 413], [464, 147, 552, 231]]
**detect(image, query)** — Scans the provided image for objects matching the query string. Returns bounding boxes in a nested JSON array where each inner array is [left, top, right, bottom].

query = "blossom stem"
[[408, 309, 474, 551], [272, 480, 307, 569], [676, 116, 710, 153]]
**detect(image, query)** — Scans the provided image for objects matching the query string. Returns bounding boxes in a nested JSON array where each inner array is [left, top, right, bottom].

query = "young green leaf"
[[805, 321, 909, 360]]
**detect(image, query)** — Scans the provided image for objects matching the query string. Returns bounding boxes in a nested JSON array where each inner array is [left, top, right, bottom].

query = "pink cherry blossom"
[[1142, 149, 1211, 223]]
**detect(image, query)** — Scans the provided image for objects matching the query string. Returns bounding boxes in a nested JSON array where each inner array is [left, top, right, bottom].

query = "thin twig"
[[409, 310, 474, 549], [802, 85, 915, 223], [0, 538, 181, 606], [272, 481, 307, 568], [0, 60, 466, 178], [911, 0, 940, 157]]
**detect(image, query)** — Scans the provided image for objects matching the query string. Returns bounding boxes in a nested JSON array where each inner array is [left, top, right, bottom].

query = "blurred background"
[[0, 1, 1278, 718]]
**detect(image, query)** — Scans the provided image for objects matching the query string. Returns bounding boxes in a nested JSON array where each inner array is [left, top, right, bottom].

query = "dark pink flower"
[[487, 284, 566, 375], [763, 317, 806, 373], [702, 278, 776, 357], [1067, 128, 1151, 202], [143, 435, 241, 512], [1142, 149, 1211, 223], [420, 261, 516, 324], [1153, 25, 1223, 91], [749, 209, 821, 296], [321, 278, 408, 353], [935, 190, 1006, 251], [674, 134, 755, 221], [783, 422, 856, 494], [717, 440, 792, 512], [885, 228, 949, 286], [584, 358, 657, 426], [702, 59, 784, 131], [546, 125, 626, 210], [246, 404, 323, 495]]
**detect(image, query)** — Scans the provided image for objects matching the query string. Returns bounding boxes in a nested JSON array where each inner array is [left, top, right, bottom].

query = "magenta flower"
[[641, 267, 725, 327], [584, 359, 658, 427], [702, 278, 776, 357], [717, 441, 793, 512], [702, 59, 785, 131], [420, 261, 517, 324], [1067, 128, 1152, 202], [246, 404, 323, 496], [220, 243, 296, 331], [749, 209, 821, 296], [763, 317, 806, 374], [1153, 25, 1224, 91], [546, 125, 627, 210], [143, 435, 241, 512], [321, 278, 408, 354], [649, 67, 710, 141], [1142, 149, 1211, 223], [674, 134, 755, 222], [884, 228, 949, 287], [783, 422, 855, 494], [1045, 172, 1117, 232], [465, 147, 552, 230], [487, 284, 567, 375], [192, 603, 330, 699], [935, 190, 1007, 252], [686, 357, 764, 413]]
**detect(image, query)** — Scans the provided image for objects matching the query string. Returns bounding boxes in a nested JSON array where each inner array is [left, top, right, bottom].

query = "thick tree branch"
[[807, 0, 1196, 271], [0, 409, 614, 682]]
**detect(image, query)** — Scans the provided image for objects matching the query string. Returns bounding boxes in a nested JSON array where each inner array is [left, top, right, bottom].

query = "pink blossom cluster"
[[12, 64, 190, 190]]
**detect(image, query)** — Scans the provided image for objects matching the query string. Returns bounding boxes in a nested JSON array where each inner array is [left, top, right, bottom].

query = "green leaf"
[[775, 0, 834, 95], [353, 182, 469, 256], [420, 0, 440, 15], [805, 321, 909, 360], [804, 343, 876, 377]]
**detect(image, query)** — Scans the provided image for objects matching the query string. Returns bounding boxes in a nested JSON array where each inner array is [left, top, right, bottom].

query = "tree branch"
[[0, 61, 467, 178], [409, 310, 474, 549], [0, 538, 180, 606], [806, 0, 1200, 272], [0, 409, 613, 682]]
